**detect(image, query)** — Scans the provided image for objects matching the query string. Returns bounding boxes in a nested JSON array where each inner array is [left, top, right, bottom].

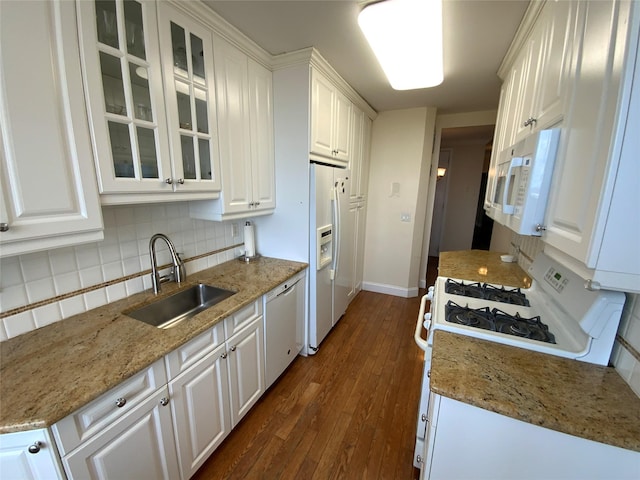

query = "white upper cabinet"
[[349, 107, 372, 202], [157, 2, 222, 195], [542, 0, 640, 292], [77, 0, 172, 198], [77, 0, 221, 204], [513, 0, 575, 143], [190, 35, 275, 221], [0, 0, 103, 258], [310, 68, 353, 166]]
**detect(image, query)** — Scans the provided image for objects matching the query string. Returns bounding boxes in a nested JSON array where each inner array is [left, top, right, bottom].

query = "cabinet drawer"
[[224, 300, 262, 337], [165, 322, 225, 379], [51, 359, 167, 455]]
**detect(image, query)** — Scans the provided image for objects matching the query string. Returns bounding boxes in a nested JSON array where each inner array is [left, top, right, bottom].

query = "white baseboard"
[[362, 281, 419, 298]]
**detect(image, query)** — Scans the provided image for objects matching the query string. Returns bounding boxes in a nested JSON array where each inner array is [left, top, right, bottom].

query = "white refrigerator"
[[308, 163, 352, 354]]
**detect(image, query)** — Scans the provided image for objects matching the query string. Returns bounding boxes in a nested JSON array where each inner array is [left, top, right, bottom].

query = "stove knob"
[[423, 313, 431, 331], [426, 286, 434, 301]]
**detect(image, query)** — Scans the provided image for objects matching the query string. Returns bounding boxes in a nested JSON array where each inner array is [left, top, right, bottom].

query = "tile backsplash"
[[511, 233, 640, 397], [0, 203, 243, 341]]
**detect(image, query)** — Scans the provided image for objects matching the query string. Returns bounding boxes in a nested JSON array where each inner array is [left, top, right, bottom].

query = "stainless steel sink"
[[126, 284, 236, 329]]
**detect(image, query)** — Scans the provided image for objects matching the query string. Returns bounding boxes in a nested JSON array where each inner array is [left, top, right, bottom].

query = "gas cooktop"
[[444, 300, 556, 344], [444, 279, 530, 306]]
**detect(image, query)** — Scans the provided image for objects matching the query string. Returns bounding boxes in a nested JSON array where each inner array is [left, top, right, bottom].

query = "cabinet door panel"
[[534, 0, 574, 129], [158, 4, 221, 193], [0, 429, 64, 480], [214, 37, 253, 212], [169, 346, 231, 479], [227, 320, 264, 427], [333, 89, 353, 162], [249, 59, 276, 211], [543, 0, 626, 265], [310, 72, 335, 158], [62, 388, 179, 480], [78, 0, 173, 194], [0, 0, 103, 256]]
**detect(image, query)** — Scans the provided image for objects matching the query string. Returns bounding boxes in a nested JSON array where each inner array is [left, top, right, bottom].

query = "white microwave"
[[486, 129, 561, 235]]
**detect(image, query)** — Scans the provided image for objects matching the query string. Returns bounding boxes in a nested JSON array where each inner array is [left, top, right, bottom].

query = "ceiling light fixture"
[[358, 0, 443, 90]]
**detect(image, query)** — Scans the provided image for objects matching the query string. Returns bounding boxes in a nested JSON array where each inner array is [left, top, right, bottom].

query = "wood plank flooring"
[[192, 289, 428, 480]]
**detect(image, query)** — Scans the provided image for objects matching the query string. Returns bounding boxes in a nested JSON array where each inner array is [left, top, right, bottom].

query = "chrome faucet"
[[149, 233, 186, 294]]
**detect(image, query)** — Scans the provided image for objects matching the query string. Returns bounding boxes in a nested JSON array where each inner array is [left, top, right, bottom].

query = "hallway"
[[192, 289, 426, 479]]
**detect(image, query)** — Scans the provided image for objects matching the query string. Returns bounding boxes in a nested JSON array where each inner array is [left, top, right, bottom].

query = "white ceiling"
[[202, 0, 529, 114]]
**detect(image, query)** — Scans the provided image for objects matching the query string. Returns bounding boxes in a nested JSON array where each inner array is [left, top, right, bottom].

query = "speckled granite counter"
[[0, 257, 307, 434], [431, 250, 640, 453], [431, 330, 640, 452], [439, 249, 532, 288]]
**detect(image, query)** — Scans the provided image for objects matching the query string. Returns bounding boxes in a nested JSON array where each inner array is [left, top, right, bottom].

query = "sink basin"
[[126, 284, 236, 329]]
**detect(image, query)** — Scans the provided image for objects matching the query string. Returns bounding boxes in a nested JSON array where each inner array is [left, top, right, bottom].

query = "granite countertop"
[[431, 250, 640, 453], [438, 249, 532, 288], [431, 330, 640, 452], [0, 257, 307, 434]]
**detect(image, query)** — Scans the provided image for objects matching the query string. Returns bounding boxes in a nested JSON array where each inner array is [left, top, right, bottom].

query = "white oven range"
[[412, 252, 626, 473]]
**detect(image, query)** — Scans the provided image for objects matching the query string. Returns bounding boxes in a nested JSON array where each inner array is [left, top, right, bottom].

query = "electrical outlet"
[[401, 213, 411, 222], [231, 222, 239, 237]]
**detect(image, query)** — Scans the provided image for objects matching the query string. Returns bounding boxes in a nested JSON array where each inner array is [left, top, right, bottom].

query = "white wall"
[[0, 204, 242, 340], [438, 143, 486, 252], [362, 107, 436, 297]]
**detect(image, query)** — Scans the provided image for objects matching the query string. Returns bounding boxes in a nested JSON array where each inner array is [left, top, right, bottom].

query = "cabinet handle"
[[523, 117, 538, 127], [421, 414, 427, 422], [115, 397, 127, 408], [0, 223, 8, 232], [248, 202, 255, 207], [176, 178, 184, 184], [160, 397, 170, 406], [221, 352, 228, 359], [230, 345, 236, 352], [28, 441, 42, 454], [165, 178, 173, 185], [416, 454, 423, 464], [535, 224, 547, 232], [254, 201, 260, 207]]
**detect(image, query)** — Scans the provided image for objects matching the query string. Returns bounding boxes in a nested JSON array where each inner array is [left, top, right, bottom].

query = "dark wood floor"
[[192, 287, 430, 480]]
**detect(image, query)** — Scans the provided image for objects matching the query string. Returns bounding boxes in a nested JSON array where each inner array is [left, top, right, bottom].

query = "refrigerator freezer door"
[[332, 172, 352, 324], [309, 164, 337, 352]]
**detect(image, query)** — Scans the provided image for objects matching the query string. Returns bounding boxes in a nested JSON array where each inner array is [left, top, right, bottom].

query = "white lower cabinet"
[[169, 343, 231, 480], [13, 281, 300, 480], [61, 387, 179, 480], [226, 317, 265, 427], [0, 429, 65, 480]]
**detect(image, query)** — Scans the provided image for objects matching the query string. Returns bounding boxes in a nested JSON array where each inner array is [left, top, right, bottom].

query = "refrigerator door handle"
[[330, 182, 340, 281]]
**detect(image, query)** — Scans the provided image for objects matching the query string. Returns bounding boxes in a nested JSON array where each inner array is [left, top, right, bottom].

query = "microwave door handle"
[[502, 156, 523, 215]]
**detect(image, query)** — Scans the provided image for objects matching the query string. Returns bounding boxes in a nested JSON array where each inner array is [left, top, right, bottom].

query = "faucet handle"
[[175, 253, 186, 283]]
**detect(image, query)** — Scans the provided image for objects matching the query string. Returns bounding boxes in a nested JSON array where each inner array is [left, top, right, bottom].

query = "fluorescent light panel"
[[358, 0, 443, 90]]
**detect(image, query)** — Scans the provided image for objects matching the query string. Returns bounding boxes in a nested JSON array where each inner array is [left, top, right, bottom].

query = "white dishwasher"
[[264, 271, 306, 388]]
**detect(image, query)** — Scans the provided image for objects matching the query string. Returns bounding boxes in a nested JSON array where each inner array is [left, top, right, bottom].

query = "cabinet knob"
[[115, 397, 127, 408], [416, 455, 423, 464], [254, 201, 260, 207], [248, 202, 255, 207], [421, 413, 427, 422], [535, 224, 547, 232], [0, 223, 8, 232], [230, 345, 236, 352], [28, 441, 42, 454], [160, 397, 170, 406], [176, 178, 184, 185], [221, 352, 228, 359], [165, 178, 173, 185]]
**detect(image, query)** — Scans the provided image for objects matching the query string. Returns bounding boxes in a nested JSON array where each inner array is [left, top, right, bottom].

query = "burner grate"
[[444, 301, 556, 344], [445, 279, 530, 306]]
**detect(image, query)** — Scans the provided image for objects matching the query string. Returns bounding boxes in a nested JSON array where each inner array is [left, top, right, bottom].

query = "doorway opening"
[[426, 125, 495, 278]]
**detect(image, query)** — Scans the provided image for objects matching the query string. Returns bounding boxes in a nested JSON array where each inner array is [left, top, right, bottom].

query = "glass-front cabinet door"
[[78, 0, 173, 196], [158, 3, 221, 193]]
